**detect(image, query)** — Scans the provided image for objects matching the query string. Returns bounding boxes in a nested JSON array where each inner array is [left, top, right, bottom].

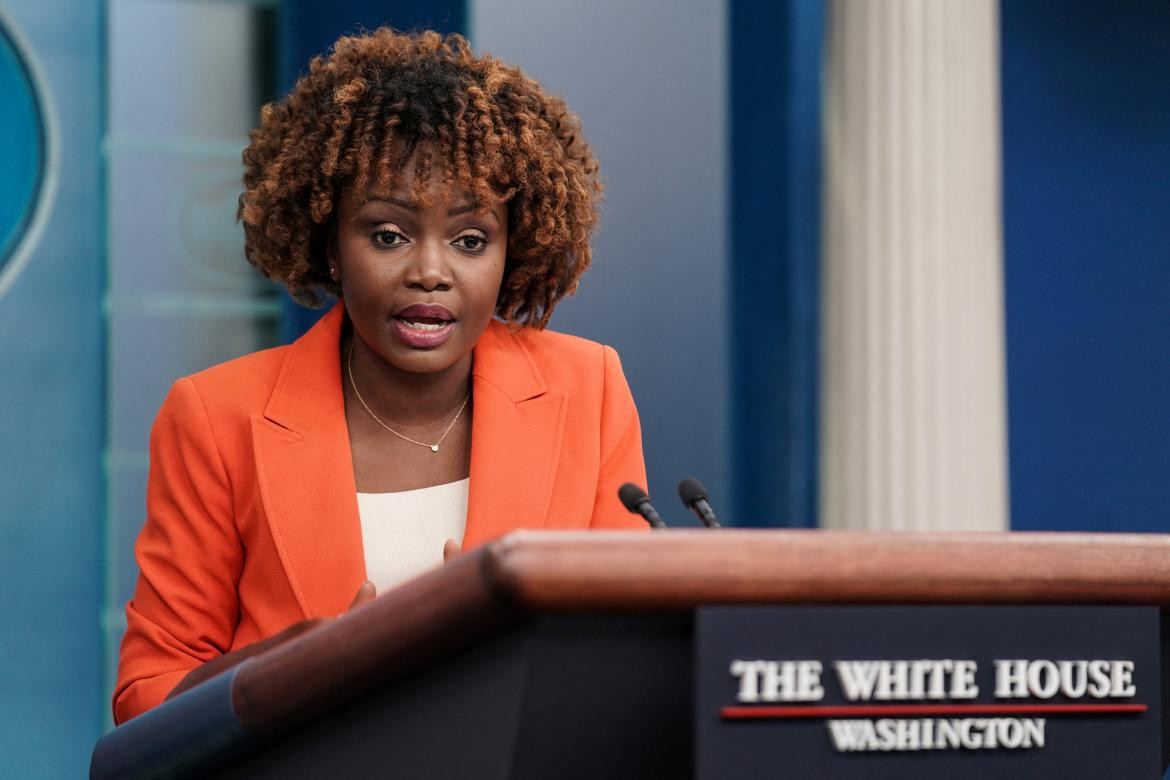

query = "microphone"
[[678, 477, 721, 528], [618, 483, 666, 529]]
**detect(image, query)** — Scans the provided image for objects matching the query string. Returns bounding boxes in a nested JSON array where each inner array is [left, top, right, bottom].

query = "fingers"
[[348, 580, 376, 611], [274, 617, 327, 641], [166, 617, 326, 700], [443, 538, 462, 562]]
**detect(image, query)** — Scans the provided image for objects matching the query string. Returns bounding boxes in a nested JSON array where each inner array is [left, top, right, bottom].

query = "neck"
[[345, 332, 471, 426]]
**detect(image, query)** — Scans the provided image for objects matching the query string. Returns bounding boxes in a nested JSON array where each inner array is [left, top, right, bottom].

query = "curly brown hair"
[[238, 28, 602, 328]]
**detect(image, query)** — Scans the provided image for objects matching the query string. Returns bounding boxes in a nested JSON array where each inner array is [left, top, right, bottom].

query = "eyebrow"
[[365, 195, 485, 218]]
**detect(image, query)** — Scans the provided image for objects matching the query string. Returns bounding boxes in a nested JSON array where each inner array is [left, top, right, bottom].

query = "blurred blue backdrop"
[[0, 2, 102, 777], [1002, 0, 1170, 532]]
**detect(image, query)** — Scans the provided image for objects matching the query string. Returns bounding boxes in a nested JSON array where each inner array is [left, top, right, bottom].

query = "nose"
[[403, 238, 452, 292]]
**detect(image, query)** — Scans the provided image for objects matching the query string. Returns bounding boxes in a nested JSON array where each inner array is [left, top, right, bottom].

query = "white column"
[[821, 0, 1007, 532]]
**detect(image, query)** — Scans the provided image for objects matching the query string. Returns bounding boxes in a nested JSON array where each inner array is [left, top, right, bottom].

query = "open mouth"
[[391, 303, 457, 347], [394, 315, 451, 331]]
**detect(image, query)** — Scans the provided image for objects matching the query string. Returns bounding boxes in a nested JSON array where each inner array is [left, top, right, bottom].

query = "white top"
[[356, 478, 469, 593]]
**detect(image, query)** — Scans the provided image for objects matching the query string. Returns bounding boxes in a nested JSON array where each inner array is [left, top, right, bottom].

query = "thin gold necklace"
[[346, 341, 470, 453]]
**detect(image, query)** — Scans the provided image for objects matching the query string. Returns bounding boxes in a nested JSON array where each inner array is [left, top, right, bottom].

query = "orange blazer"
[[114, 303, 647, 724]]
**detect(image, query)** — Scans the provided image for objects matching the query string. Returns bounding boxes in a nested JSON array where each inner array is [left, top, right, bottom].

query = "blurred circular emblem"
[[0, 14, 52, 297]]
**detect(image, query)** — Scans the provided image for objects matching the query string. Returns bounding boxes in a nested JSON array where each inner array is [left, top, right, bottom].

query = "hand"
[[166, 580, 376, 702], [348, 580, 376, 610], [165, 617, 325, 701], [443, 539, 461, 562]]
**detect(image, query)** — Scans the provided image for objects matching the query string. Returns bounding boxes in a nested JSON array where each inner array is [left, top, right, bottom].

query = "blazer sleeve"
[[589, 345, 651, 529], [113, 377, 244, 723]]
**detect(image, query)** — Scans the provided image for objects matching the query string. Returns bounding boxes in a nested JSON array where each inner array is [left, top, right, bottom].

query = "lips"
[[392, 303, 457, 348]]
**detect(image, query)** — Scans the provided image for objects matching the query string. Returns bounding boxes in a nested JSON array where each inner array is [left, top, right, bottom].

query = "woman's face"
[[332, 163, 507, 377]]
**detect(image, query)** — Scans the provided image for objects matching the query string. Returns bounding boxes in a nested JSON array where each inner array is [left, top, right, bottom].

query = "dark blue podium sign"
[[696, 606, 1161, 780]]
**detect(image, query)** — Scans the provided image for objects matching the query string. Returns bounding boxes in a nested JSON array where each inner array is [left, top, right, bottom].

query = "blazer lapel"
[[463, 322, 566, 549], [251, 303, 366, 619], [250, 311, 566, 611]]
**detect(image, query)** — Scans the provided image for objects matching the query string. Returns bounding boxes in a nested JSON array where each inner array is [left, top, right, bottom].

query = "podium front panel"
[[697, 605, 1161, 780]]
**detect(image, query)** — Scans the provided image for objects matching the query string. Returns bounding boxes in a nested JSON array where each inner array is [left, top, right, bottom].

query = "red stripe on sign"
[[721, 703, 1149, 719]]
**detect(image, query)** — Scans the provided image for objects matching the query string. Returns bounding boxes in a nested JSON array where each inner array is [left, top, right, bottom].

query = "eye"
[[371, 228, 407, 249], [453, 232, 487, 252]]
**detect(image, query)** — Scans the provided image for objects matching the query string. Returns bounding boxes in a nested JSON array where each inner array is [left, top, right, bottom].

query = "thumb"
[[443, 539, 462, 562], [348, 580, 376, 611]]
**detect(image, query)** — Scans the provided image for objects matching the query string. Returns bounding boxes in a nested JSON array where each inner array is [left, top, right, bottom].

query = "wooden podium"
[[90, 530, 1170, 779]]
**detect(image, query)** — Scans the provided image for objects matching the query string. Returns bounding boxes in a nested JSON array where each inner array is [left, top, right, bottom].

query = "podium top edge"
[[477, 528, 1170, 609]]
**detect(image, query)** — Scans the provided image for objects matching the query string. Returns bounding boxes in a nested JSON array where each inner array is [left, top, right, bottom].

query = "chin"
[[385, 343, 468, 375]]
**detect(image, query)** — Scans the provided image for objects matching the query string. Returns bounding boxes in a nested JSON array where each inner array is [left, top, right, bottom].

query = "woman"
[[114, 28, 647, 724]]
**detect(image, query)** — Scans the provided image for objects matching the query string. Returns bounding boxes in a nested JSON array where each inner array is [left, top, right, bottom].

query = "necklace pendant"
[[431, 444, 440, 453]]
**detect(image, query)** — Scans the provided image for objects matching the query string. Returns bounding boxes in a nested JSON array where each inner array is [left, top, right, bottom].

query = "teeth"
[[402, 318, 448, 331]]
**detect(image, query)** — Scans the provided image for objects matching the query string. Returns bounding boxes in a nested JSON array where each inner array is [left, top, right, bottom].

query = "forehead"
[[359, 186, 472, 210], [339, 183, 460, 218], [337, 138, 509, 219], [339, 182, 507, 227], [352, 149, 470, 204]]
